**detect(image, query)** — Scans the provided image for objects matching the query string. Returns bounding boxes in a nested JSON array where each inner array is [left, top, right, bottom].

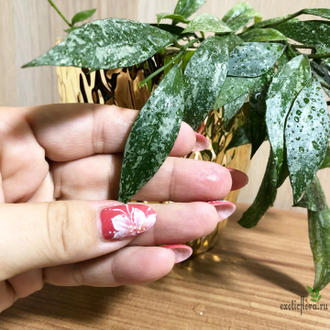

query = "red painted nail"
[[100, 204, 156, 240], [193, 132, 209, 152], [207, 200, 236, 221], [227, 168, 249, 191], [163, 244, 193, 263]]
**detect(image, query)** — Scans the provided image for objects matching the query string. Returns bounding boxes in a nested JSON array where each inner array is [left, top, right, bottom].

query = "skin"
[[0, 104, 247, 312]]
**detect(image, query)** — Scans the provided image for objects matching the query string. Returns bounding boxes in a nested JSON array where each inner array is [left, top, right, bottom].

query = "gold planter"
[[56, 50, 251, 255]]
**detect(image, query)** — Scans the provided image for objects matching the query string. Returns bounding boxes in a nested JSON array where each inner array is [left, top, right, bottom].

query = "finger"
[[24, 104, 202, 161], [44, 245, 192, 287], [0, 201, 157, 281], [52, 157, 236, 201]]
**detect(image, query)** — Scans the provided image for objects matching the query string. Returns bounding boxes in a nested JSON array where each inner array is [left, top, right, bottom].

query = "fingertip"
[[170, 122, 196, 156]]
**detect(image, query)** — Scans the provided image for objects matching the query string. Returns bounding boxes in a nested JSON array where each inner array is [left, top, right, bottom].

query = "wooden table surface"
[[1, 204, 330, 329]]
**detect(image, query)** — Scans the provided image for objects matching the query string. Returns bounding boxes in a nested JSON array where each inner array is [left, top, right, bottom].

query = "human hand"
[[0, 104, 248, 311]]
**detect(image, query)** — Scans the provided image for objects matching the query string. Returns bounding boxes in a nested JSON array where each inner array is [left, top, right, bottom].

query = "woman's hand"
[[0, 104, 248, 312]]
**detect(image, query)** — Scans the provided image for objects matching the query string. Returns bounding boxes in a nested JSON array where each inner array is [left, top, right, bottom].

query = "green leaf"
[[285, 77, 330, 204], [306, 182, 330, 290], [156, 13, 190, 25], [311, 61, 330, 98], [249, 69, 274, 157], [118, 66, 184, 203], [238, 150, 277, 228], [311, 299, 317, 302], [64, 27, 79, 33], [252, 15, 292, 29], [241, 28, 287, 42], [227, 42, 286, 77], [302, 8, 330, 20], [150, 24, 185, 39], [275, 20, 330, 47], [310, 294, 317, 298], [213, 76, 257, 109], [320, 147, 330, 169], [277, 50, 290, 70], [22, 18, 174, 70], [182, 14, 232, 33], [295, 176, 326, 211], [318, 295, 322, 301], [224, 93, 249, 127], [307, 286, 315, 294], [71, 8, 96, 25], [315, 288, 320, 296], [223, 2, 261, 31], [174, 0, 206, 19], [316, 46, 330, 69], [266, 55, 311, 178], [183, 36, 229, 130], [220, 34, 244, 52], [225, 123, 251, 152]]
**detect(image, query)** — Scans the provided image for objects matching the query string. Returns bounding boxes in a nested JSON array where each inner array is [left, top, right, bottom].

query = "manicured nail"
[[193, 132, 209, 152], [227, 168, 249, 190], [100, 204, 156, 240], [207, 200, 236, 221], [163, 244, 193, 263]]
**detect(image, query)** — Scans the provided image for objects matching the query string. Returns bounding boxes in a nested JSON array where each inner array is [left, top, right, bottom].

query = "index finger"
[[24, 104, 202, 162]]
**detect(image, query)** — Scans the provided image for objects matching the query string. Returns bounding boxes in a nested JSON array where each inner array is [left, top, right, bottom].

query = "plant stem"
[[267, 10, 303, 27], [138, 38, 200, 88], [291, 44, 316, 50], [308, 52, 330, 59], [173, 39, 184, 50], [321, 82, 330, 90], [287, 44, 297, 59], [47, 0, 72, 27]]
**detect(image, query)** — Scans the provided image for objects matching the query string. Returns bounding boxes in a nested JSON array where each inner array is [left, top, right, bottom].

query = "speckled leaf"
[[150, 24, 185, 38], [118, 66, 184, 203], [249, 69, 274, 157], [227, 42, 286, 77], [320, 147, 330, 169], [22, 18, 174, 69], [316, 46, 330, 70], [305, 177, 330, 290], [252, 14, 292, 29], [277, 50, 290, 70], [213, 76, 258, 109], [220, 34, 244, 51], [302, 8, 330, 20], [266, 55, 311, 177], [224, 93, 249, 127], [238, 150, 278, 228], [225, 123, 251, 152], [241, 28, 287, 42], [182, 14, 232, 33], [311, 61, 330, 98], [223, 2, 261, 31], [174, 0, 206, 18], [275, 20, 330, 47], [71, 8, 96, 25], [156, 13, 190, 25], [285, 77, 330, 204], [295, 176, 325, 211], [183, 36, 229, 130]]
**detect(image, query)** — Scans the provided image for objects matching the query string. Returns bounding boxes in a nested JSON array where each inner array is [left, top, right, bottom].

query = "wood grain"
[[0, 204, 329, 329], [1, 0, 330, 210]]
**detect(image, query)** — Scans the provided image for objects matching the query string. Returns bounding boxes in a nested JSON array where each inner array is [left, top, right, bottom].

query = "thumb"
[[0, 201, 156, 281]]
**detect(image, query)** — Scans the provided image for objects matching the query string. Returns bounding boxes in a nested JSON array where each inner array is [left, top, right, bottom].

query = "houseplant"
[[23, 0, 330, 292]]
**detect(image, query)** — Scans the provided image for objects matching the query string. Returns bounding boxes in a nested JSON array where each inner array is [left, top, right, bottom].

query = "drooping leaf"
[[307, 286, 314, 294], [213, 76, 257, 109], [183, 36, 229, 130], [249, 69, 274, 157], [156, 13, 190, 25], [182, 14, 232, 33], [118, 66, 184, 203], [241, 28, 287, 42], [266, 55, 311, 178], [225, 123, 251, 152], [238, 150, 278, 228], [318, 295, 322, 301], [71, 8, 96, 25], [320, 146, 330, 169], [305, 177, 330, 290], [295, 176, 326, 211], [227, 42, 286, 77], [223, 2, 261, 31], [223, 92, 249, 127], [150, 24, 185, 38], [302, 8, 330, 20], [64, 27, 79, 33], [174, 0, 207, 19], [22, 18, 174, 69], [275, 20, 330, 47], [285, 77, 330, 204], [311, 61, 330, 98]]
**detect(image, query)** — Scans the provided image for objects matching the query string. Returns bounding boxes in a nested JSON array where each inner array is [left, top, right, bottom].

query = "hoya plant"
[[23, 0, 330, 291]]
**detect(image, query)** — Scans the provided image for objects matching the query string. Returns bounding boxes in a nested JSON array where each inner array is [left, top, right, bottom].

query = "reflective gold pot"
[[56, 49, 251, 255]]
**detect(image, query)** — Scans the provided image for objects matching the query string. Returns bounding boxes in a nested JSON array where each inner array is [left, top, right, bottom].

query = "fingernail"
[[100, 204, 156, 240], [193, 132, 209, 152], [163, 244, 193, 263], [227, 168, 249, 190], [207, 200, 236, 221]]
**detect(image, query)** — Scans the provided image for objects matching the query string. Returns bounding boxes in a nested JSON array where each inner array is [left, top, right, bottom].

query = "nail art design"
[[100, 204, 156, 240], [207, 200, 236, 221]]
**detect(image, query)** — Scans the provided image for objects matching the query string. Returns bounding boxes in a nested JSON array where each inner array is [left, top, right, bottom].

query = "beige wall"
[[1, 0, 329, 210]]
